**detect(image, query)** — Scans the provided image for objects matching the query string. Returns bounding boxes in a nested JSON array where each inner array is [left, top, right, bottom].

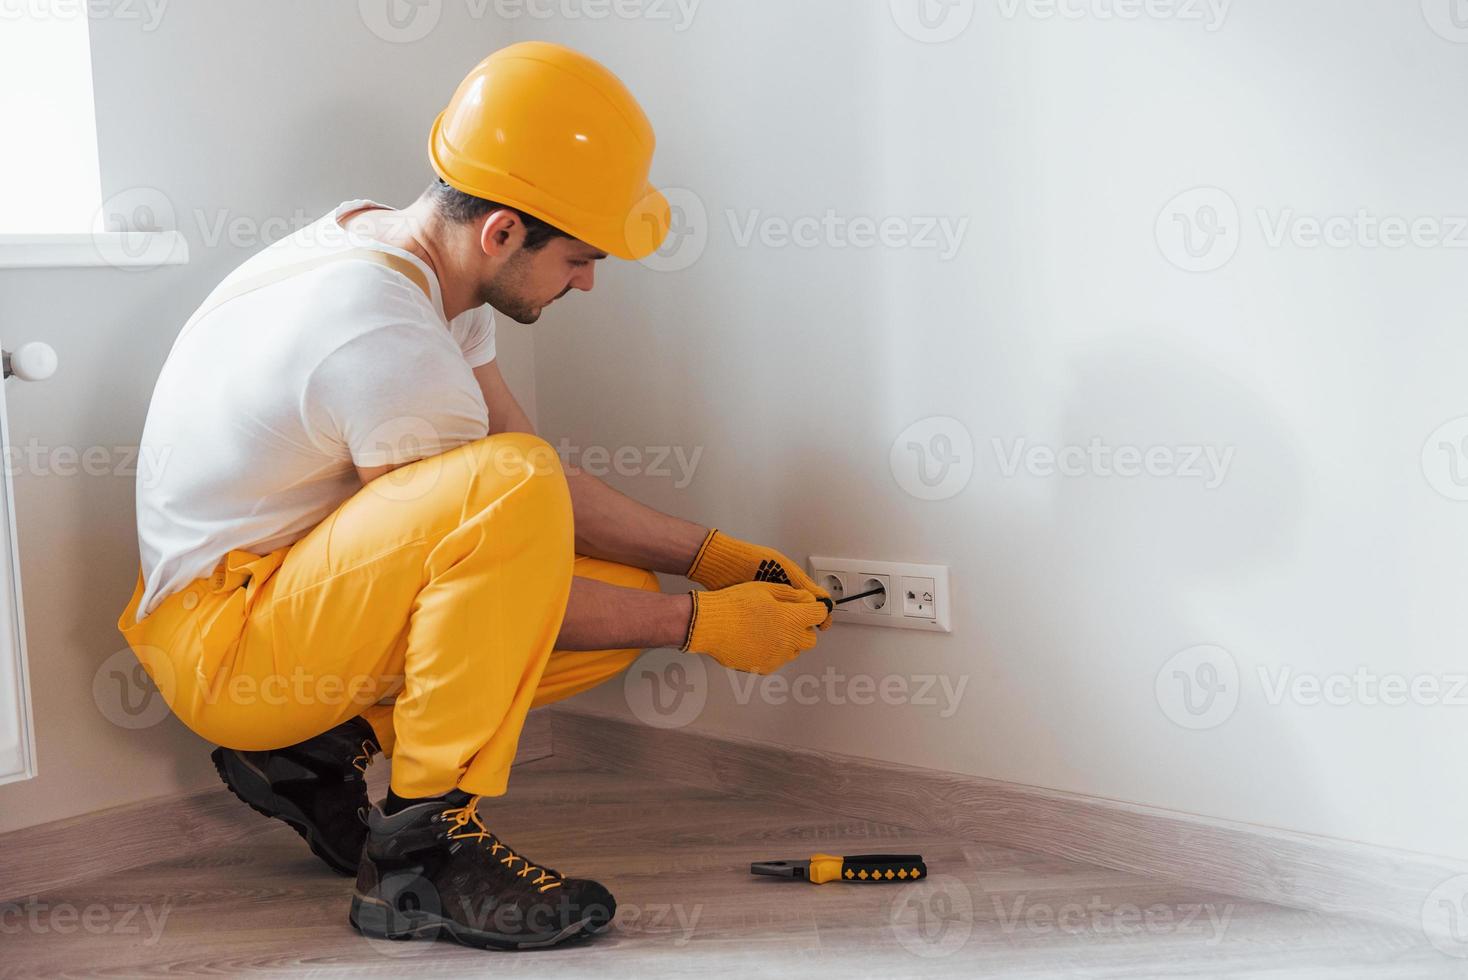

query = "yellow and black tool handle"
[[807, 853, 926, 884]]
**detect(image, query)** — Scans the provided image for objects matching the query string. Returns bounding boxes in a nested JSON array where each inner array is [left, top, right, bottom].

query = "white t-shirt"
[[134, 200, 496, 616]]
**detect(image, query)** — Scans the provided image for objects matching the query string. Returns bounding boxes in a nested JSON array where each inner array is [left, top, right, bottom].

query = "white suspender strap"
[[185, 247, 433, 329]]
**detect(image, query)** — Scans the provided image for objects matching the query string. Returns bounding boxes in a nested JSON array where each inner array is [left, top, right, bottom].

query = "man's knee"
[[473, 431, 565, 484], [432, 431, 569, 520]]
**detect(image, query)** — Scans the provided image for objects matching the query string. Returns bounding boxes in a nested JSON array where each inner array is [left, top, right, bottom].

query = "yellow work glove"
[[686, 529, 833, 629], [680, 582, 828, 675]]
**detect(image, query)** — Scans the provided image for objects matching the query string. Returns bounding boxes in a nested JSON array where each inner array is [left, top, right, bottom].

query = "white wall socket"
[[808, 557, 951, 633]]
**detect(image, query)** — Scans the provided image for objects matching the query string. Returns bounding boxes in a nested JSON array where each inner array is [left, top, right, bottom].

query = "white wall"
[[0, 1, 536, 834], [2, 1, 1461, 863], [534, 0, 1468, 860]]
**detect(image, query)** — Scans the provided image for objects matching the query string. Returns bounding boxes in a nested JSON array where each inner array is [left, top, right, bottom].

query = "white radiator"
[[0, 342, 57, 785]]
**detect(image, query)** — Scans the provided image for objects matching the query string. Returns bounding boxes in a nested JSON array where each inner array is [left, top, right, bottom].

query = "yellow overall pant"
[[117, 431, 654, 798]]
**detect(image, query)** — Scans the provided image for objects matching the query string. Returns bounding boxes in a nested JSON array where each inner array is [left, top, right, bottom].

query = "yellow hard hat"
[[429, 42, 670, 261]]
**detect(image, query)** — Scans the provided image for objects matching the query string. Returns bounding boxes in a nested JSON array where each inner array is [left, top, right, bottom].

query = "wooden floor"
[[2, 755, 1456, 979]]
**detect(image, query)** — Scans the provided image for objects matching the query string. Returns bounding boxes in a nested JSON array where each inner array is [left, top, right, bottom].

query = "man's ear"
[[478, 209, 525, 258]]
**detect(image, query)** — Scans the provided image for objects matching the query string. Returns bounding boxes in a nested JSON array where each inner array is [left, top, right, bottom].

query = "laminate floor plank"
[[2, 758, 1457, 979]]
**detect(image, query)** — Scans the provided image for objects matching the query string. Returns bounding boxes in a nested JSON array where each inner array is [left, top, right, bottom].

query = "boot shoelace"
[[439, 796, 564, 893], [349, 738, 375, 776], [351, 738, 377, 827]]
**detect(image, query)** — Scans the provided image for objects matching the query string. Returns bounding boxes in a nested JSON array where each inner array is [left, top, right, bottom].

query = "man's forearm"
[[565, 469, 708, 576], [555, 577, 693, 651]]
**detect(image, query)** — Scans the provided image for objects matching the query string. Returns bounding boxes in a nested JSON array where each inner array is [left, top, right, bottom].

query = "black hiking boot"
[[349, 790, 616, 951], [211, 716, 379, 875]]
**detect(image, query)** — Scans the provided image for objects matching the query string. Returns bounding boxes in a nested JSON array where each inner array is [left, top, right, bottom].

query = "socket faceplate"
[[808, 557, 951, 633]]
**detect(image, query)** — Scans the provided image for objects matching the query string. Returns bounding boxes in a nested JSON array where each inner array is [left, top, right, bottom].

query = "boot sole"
[[348, 893, 613, 951], [210, 747, 360, 876]]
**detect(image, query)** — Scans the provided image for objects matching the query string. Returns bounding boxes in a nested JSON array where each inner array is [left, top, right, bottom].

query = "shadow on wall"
[[1056, 330, 1304, 577], [1051, 328, 1312, 818]]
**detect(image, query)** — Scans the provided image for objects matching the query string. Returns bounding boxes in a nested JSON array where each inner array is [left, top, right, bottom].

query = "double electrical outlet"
[[808, 556, 951, 633]]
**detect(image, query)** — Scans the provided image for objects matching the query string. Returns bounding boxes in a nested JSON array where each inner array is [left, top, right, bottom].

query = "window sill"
[[0, 231, 190, 270]]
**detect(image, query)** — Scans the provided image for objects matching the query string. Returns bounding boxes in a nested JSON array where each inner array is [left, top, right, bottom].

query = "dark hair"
[[427, 179, 575, 251]]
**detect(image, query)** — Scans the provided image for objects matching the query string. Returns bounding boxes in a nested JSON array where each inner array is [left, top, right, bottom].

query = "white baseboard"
[[548, 706, 1467, 938]]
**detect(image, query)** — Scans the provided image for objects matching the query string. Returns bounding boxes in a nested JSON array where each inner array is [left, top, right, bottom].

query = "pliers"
[[750, 853, 927, 884]]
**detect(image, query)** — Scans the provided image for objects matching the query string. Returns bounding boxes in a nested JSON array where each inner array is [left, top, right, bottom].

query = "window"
[[0, 8, 186, 267], [0, 9, 104, 235]]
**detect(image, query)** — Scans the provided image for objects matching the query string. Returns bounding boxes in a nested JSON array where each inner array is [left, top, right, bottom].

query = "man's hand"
[[685, 530, 833, 628], [681, 582, 828, 675]]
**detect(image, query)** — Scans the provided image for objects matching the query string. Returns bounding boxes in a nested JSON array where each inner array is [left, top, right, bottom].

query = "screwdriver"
[[817, 584, 885, 614]]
